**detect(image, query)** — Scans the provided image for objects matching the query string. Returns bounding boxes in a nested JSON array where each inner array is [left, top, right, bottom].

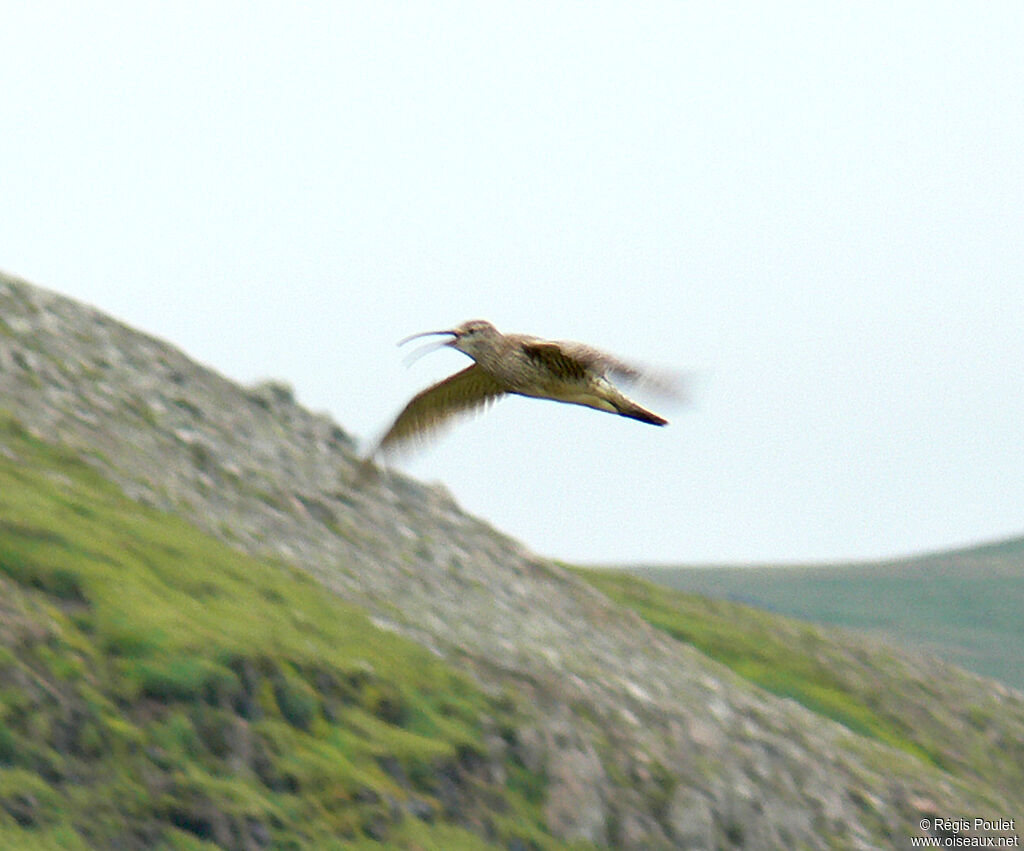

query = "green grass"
[[624, 560, 1024, 690], [575, 564, 1024, 803], [0, 414, 592, 851], [571, 567, 958, 768]]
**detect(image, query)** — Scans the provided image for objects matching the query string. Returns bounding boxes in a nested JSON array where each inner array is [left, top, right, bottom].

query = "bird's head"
[[399, 319, 498, 360]]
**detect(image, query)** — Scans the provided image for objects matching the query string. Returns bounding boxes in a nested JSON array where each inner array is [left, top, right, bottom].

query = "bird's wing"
[[369, 364, 507, 456], [522, 339, 686, 399], [519, 340, 590, 380]]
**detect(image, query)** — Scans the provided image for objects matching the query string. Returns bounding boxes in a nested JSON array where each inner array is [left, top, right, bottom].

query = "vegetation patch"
[[629, 559, 1024, 690], [0, 414, 588, 850], [572, 566, 945, 768]]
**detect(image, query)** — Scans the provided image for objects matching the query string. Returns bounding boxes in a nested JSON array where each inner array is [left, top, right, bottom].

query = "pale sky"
[[3, 3, 1023, 564]]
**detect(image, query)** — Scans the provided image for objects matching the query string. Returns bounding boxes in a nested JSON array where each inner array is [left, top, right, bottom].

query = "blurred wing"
[[523, 339, 688, 400], [369, 364, 507, 457], [520, 340, 590, 380]]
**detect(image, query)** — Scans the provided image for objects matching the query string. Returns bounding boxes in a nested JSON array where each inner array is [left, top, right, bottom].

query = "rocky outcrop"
[[2, 270, 1022, 849]]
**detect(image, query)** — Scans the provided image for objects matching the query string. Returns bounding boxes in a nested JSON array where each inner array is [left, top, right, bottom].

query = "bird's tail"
[[614, 398, 667, 426]]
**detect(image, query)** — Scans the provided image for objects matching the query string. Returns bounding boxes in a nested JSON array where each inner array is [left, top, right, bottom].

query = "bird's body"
[[473, 332, 665, 421], [365, 319, 680, 462]]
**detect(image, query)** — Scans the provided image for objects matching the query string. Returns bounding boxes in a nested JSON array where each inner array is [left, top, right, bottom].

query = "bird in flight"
[[363, 319, 684, 464]]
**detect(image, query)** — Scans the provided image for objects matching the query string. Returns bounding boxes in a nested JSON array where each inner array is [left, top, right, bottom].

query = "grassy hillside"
[[616, 553, 1024, 690], [0, 415, 592, 851], [570, 565, 1024, 802]]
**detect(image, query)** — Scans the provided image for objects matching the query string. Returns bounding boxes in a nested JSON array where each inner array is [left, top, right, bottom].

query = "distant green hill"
[[615, 543, 1024, 690]]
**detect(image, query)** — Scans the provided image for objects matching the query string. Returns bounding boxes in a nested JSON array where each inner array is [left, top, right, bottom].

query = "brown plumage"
[[364, 319, 684, 464]]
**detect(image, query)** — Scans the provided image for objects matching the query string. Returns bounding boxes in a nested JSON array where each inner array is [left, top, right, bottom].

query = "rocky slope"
[[1, 270, 1022, 850]]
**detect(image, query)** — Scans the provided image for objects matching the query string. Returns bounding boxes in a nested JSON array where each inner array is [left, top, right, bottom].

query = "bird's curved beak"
[[397, 329, 458, 367], [397, 329, 457, 347]]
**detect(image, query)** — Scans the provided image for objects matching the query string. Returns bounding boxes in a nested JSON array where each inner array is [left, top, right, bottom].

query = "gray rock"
[[543, 743, 608, 845], [667, 786, 716, 850]]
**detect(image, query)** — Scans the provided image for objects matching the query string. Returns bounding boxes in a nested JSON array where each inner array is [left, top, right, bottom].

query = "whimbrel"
[[365, 319, 682, 462]]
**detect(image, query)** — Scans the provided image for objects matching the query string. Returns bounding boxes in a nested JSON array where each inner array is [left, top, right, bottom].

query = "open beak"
[[397, 329, 457, 347], [397, 328, 458, 367]]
